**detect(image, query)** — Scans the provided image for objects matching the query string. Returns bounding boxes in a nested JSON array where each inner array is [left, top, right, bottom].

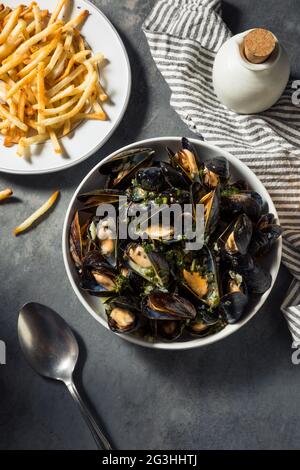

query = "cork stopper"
[[243, 28, 276, 64]]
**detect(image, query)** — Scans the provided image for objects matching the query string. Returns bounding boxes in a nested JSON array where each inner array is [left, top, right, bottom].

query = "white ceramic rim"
[[62, 137, 282, 350], [0, 0, 132, 175]]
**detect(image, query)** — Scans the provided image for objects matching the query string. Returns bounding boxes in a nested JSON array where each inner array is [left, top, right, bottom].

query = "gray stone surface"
[[0, 0, 299, 450]]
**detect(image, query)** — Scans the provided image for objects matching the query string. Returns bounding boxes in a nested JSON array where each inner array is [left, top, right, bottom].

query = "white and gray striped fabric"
[[143, 0, 300, 341]]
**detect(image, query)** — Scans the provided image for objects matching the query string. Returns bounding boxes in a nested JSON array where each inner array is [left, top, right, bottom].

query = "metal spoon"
[[18, 302, 112, 450]]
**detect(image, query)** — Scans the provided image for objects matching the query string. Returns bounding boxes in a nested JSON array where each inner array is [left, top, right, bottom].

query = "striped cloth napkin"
[[143, 0, 300, 342]]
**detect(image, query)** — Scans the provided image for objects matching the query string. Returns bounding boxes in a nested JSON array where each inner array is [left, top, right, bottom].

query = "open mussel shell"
[[204, 157, 230, 189], [180, 246, 220, 309], [157, 320, 185, 342], [220, 271, 248, 324], [77, 189, 124, 209], [221, 190, 264, 222], [187, 308, 222, 337], [249, 213, 283, 257], [100, 148, 154, 189], [124, 243, 170, 287], [106, 296, 140, 334], [96, 216, 118, 268], [199, 185, 220, 238], [160, 161, 190, 189], [142, 291, 196, 321], [219, 213, 253, 257], [69, 210, 93, 268], [81, 251, 119, 297], [168, 137, 202, 184]]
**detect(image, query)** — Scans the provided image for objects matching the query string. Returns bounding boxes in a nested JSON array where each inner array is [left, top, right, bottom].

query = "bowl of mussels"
[[62, 137, 282, 350]]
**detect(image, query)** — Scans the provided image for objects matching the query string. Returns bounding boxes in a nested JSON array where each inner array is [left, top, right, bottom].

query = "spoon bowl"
[[18, 302, 112, 450], [18, 303, 79, 383]]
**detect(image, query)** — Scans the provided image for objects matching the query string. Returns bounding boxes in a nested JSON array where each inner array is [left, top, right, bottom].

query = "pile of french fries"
[[0, 0, 108, 156]]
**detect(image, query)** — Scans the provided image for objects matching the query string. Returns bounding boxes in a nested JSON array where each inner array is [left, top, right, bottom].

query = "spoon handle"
[[67, 380, 113, 450]]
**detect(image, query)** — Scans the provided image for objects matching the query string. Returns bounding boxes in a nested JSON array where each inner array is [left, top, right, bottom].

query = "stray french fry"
[[13, 191, 59, 236], [0, 188, 13, 201]]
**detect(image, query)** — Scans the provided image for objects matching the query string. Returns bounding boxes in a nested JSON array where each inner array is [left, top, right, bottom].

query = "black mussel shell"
[[188, 308, 222, 336], [249, 213, 282, 257], [242, 265, 272, 294], [77, 189, 124, 208], [157, 320, 184, 341], [136, 167, 165, 192], [221, 191, 264, 221], [160, 161, 190, 189], [204, 157, 230, 188], [99, 148, 154, 175], [221, 214, 253, 256], [220, 271, 248, 323], [142, 291, 196, 321], [81, 251, 118, 297], [106, 296, 140, 333]]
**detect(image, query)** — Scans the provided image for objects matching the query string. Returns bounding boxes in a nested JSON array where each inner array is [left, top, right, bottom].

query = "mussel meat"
[[181, 246, 220, 308], [106, 297, 139, 333], [81, 251, 119, 297], [168, 137, 201, 183], [220, 214, 253, 256], [124, 243, 169, 287], [203, 157, 230, 189]]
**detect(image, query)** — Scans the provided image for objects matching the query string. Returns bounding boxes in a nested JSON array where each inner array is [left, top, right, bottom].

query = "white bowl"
[[62, 137, 282, 350]]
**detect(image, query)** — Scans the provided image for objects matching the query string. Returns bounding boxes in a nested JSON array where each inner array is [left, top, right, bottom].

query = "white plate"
[[0, 0, 131, 174], [62, 137, 282, 350]]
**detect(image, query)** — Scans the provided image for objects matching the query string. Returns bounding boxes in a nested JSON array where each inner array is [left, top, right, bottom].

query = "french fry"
[[0, 5, 23, 45], [48, 0, 67, 26], [33, 3, 41, 34], [62, 10, 89, 32], [0, 104, 28, 131], [6, 68, 36, 98], [37, 62, 45, 134], [0, 188, 13, 201], [49, 129, 62, 154], [13, 191, 59, 236]]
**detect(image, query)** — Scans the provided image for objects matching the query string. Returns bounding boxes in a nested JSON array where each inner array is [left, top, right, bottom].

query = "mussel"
[[160, 161, 190, 189], [142, 291, 196, 320], [181, 246, 220, 308], [220, 271, 248, 323], [249, 213, 282, 257], [69, 210, 92, 268], [199, 186, 220, 237], [219, 214, 253, 257], [136, 166, 165, 192], [188, 308, 222, 337], [168, 137, 202, 183], [106, 297, 139, 333], [203, 157, 230, 189], [81, 251, 119, 297], [124, 243, 169, 287], [77, 189, 124, 209], [96, 216, 118, 267], [100, 148, 154, 189], [221, 190, 264, 221], [242, 264, 272, 294]]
